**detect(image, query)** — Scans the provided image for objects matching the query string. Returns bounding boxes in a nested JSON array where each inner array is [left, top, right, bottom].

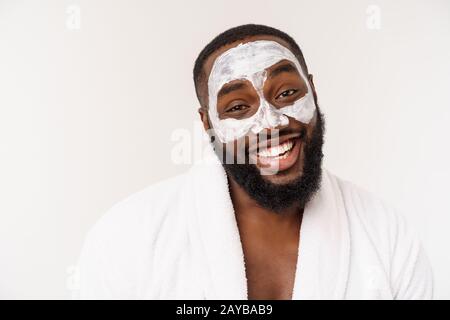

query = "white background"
[[0, 0, 449, 299]]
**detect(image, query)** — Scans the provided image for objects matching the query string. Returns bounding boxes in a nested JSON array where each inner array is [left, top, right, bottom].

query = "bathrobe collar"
[[190, 145, 350, 299]]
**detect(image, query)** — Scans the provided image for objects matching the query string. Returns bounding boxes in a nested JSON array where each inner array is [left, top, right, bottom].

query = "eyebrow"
[[268, 63, 298, 79], [216, 63, 298, 99], [217, 82, 247, 99]]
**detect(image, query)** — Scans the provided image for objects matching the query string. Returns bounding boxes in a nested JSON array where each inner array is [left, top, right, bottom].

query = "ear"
[[198, 106, 211, 131], [308, 74, 318, 105]]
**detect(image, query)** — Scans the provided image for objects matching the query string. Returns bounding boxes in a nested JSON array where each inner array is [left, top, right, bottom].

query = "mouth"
[[249, 134, 302, 173]]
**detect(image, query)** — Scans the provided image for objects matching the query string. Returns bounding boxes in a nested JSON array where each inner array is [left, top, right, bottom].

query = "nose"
[[259, 116, 290, 140], [261, 102, 289, 129]]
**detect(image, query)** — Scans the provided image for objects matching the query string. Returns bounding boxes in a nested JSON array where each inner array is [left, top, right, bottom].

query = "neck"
[[227, 174, 303, 226]]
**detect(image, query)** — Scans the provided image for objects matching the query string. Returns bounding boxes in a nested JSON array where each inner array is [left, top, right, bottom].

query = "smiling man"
[[78, 24, 433, 300]]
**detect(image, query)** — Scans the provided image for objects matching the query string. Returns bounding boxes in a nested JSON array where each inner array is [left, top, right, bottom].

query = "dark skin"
[[197, 35, 319, 299]]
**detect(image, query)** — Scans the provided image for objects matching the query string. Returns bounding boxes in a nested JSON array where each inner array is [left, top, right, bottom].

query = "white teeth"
[[257, 140, 294, 158]]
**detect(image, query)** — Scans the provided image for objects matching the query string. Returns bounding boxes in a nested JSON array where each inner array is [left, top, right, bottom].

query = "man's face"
[[199, 35, 323, 212]]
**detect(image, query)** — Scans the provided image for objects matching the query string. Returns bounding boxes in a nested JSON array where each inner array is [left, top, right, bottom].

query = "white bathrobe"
[[78, 145, 433, 300]]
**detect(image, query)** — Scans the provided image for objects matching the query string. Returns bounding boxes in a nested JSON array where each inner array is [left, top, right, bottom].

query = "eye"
[[276, 89, 298, 100], [226, 104, 249, 113]]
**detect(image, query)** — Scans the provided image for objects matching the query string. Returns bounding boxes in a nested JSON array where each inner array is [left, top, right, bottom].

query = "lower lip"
[[254, 138, 302, 173]]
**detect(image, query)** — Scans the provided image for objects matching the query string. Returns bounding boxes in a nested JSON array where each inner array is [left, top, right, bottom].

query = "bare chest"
[[242, 237, 299, 300]]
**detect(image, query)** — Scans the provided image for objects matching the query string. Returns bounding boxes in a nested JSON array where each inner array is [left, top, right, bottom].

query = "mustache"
[[256, 126, 306, 143], [247, 126, 307, 154]]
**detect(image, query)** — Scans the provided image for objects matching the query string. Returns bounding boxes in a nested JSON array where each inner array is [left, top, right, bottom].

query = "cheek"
[[220, 140, 245, 161], [232, 136, 255, 163], [304, 124, 315, 142], [304, 112, 318, 139]]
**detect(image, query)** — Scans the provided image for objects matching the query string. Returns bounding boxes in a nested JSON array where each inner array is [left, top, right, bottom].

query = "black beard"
[[220, 110, 325, 213]]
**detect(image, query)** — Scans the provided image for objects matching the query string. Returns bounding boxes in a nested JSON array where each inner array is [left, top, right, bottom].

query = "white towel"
[[77, 144, 433, 299]]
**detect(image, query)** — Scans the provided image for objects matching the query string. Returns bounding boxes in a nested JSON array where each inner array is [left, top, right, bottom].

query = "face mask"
[[207, 40, 316, 143]]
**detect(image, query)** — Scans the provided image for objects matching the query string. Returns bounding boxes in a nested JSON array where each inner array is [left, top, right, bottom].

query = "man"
[[78, 24, 433, 299]]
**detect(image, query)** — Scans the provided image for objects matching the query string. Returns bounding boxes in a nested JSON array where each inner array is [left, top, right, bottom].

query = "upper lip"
[[248, 132, 301, 155]]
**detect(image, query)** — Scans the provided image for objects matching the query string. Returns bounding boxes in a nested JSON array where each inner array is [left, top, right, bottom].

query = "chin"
[[260, 160, 304, 185]]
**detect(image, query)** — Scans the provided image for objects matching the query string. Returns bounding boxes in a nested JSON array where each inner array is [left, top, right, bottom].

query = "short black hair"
[[193, 24, 309, 107]]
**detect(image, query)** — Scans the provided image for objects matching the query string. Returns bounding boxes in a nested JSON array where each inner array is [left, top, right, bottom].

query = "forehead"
[[202, 35, 296, 85]]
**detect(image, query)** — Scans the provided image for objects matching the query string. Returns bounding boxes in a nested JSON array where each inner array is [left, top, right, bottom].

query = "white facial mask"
[[207, 40, 316, 143]]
